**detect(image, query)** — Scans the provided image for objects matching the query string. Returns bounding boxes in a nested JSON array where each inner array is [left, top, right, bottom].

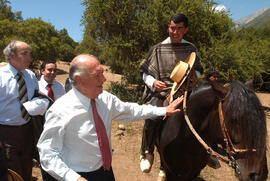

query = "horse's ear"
[[245, 80, 254, 90], [208, 80, 229, 100]]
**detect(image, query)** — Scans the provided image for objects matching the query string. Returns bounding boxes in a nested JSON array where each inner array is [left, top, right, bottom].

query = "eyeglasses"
[[169, 25, 185, 32]]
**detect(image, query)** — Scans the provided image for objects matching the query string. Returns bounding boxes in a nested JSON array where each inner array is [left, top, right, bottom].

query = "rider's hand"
[[165, 95, 184, 116], [153, 80, 166, 91]]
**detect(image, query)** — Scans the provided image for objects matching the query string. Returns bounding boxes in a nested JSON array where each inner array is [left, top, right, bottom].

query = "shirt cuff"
[[64, 170, 81, 181], [195, 70, 201, 78], [154, 107, 166, 116], [142, 73, 156, 92]]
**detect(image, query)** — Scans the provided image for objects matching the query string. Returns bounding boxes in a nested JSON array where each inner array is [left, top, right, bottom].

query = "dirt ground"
[[32, 61, 270, 181]]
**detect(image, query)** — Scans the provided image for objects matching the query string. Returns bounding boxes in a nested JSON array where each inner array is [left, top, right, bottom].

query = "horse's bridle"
[[182, 81, 257, 179]]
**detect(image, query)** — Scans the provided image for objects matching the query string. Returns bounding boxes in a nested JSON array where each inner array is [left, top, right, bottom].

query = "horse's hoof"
[[140, 153, 154, 173], [207, 156, 221, 169], [157, 169, 166, 181]]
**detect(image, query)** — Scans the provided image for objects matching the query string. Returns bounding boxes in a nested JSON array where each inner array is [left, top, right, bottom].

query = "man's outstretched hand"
[[77, 177, 87, 181], [165, 95, 184, 116]]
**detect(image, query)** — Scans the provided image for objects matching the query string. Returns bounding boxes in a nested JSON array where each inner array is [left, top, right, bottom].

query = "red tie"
[[47, 84, 54, 101], [91, 99, 112, 170]]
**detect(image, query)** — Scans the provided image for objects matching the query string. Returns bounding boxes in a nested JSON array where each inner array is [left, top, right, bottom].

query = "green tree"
[[17, 19, 60, 64], [201, 27, 270, 90], [57, 29, 78, 61], [0, 0, 22, 21], [0, 1, 77, 64]]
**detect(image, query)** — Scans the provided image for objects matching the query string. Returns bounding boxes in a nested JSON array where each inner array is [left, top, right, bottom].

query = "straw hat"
[[169, 52, 196, 97], [0, 62, 8, 67], [7, 169, 24, 181]]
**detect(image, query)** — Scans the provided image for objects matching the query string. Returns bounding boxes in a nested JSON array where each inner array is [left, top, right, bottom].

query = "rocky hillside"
[[235, 7, 270, 28]]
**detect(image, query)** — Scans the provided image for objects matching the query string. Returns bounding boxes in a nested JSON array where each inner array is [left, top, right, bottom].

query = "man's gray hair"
[[3, 40, 17, 62], [69, 63, 86, 86], [69, 54, 98, 86]]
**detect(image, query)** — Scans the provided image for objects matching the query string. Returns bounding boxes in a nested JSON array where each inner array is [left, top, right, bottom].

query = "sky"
[[215, 0, 270, 21], [8, 0, 85, 42], [8, 0, 270, 43]]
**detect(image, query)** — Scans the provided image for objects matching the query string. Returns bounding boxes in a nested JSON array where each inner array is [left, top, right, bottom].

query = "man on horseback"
[[139, 13, 204, 180]]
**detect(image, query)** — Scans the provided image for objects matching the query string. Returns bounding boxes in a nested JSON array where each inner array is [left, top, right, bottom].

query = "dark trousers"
[[0, 122, 33, 181], [0, 141, 8, 181], [78, 167, 115, 181], [140, 117, 163, 155], [40, 166, 57, 181]]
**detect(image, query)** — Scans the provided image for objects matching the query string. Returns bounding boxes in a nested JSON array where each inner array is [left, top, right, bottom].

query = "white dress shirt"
[[0, 64, 48, 125], [37, 88, 166, 181], [143, 38, 200, 91], [39, 75, 66, 100]]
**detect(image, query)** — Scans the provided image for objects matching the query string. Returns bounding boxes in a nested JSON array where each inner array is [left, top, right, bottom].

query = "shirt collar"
[[161, 37, 187, 44], [40, 75, 56, 87], [73, 87, 91, 110], [8, 63, 26, 78]]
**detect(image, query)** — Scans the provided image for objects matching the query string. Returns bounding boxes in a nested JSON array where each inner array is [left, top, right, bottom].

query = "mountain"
[[235, 7, 270, 29]]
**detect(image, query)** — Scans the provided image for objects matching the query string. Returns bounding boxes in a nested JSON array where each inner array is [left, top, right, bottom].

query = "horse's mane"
[[191, 80, 267, 166], [190, 82, 212, 96], [223, 80, 267, 166]]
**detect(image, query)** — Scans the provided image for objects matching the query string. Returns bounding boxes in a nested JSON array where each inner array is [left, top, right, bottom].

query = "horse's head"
[[210, 80, 268, 181], [159, 80, 267, 181]]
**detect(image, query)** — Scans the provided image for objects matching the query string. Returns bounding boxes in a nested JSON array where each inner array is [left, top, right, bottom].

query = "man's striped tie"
[[17, 72, 31, 121]]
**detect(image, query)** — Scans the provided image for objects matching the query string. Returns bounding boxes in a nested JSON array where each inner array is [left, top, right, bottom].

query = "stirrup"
[[140, 152, 154, 173]]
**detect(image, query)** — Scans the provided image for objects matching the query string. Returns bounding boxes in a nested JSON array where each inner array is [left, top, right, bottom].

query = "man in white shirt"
[[0, 40, 49, 181], [139, 13, 204, 178], [39, 61, 66, 101], [37, 54, 183, 181]]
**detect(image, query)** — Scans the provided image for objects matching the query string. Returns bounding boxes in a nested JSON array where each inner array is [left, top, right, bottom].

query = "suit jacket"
[[31, 90, 54, 161]]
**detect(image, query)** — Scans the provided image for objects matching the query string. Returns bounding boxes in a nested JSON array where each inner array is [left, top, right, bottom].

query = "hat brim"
[[7, 169, 24, 181], [170, 52, 196, 97]]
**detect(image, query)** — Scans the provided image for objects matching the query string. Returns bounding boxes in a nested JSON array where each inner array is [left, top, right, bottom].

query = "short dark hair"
[[41, 60, 56, 71], [170, 13, 188, 27], [205, 69, 219, 80]]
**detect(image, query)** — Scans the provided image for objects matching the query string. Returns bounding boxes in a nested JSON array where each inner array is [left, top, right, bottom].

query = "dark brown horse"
[[157, 80, 268, 181]]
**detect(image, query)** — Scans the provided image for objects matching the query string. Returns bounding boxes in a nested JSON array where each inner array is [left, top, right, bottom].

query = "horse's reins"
[[182, 90, 232, 165]]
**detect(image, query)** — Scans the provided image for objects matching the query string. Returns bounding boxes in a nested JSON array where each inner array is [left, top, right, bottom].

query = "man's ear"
[[74, 75, 81, 86], [9, 53, 14, 60], [184, 27, 189, 34]]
